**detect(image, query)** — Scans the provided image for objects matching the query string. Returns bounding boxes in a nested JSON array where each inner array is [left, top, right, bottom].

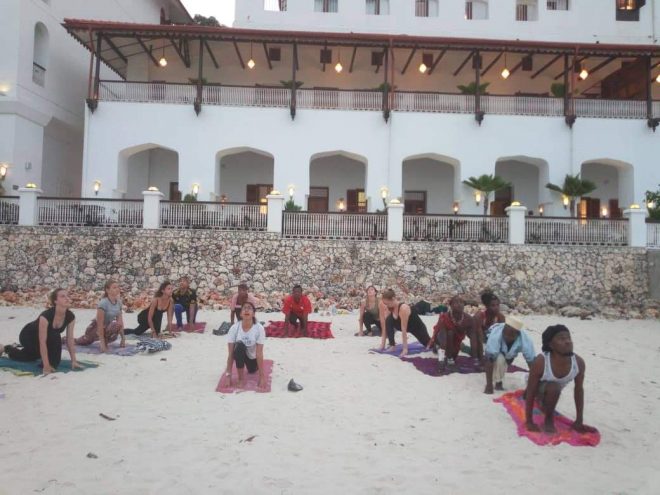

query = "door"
[[246, 184, 273, 203], [347, 189, 367, 213], [404, 191, 427, 214], [169, 182, 181, 201], [491, 186, 513, 215], [308, 187, 329, 212]]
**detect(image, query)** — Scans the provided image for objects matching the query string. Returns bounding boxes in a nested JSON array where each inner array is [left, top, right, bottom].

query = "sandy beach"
[[1, 306, 659, 495]]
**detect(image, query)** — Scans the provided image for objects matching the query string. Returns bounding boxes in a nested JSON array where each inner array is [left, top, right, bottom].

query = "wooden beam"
[[262, 42, 273, 70], [453, 51, 474, 77], [168, 37, 190, 67], [481, 52, 503, 77], [294, 42, 299, 71], [204, 40, 219, 69], [401, 47, 417, 75], [322, 42, 327, 72], [103, 35, 127, 64], [427, 49, 446, 75], [530, 53, 562, 79], [375, 47, 387, 74], [93, 33, 103, 97], [137, 37, 159, 67], [232, 40, 245, 69], [585, 56, 616, 77], [349, 46, 358, 73], [554, 56, 587, 80], [508, 56, 526, 76]]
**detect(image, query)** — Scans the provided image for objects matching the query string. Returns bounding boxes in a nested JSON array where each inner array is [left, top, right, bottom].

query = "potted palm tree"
[[463, 174, 510, 216], [546, 174, 596, 217]]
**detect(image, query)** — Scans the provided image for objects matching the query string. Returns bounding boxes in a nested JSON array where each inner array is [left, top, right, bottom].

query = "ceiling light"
[[501, 67, 510, 79], [418, 63, 428, 74]]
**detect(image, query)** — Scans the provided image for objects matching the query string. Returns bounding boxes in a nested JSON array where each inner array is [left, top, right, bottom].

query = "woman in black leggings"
[[125, 281, 174, 337], [0, 288, 81, 375], [379, 289, 431, 357]]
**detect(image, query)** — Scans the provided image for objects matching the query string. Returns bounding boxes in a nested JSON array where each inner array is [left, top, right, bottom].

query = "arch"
[[309, 151, 367, 212], [580, 158, 634, 218], [494, 156, 550, 215], [33, 22, 49, 86], [118, 143, 179, 199], [402, 153, 461, 214], [215, 147, 275, 203]]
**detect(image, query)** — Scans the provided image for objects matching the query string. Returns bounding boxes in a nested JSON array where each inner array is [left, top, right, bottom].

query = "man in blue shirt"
[[484, 315, 535, 395]]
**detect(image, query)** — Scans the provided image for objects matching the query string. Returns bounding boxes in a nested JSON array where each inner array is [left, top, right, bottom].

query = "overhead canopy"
[[63, 18, 660, 80]]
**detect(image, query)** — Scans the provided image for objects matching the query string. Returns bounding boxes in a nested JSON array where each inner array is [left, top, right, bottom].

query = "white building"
[[0, 0, 191, 197], [27, 1, 660, 218]]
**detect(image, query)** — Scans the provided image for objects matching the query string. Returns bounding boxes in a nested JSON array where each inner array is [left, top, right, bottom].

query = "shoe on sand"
[[288, 379, 303, 392]]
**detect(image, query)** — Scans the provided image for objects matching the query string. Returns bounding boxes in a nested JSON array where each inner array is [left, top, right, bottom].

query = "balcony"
[[98, 81, 658, 120]]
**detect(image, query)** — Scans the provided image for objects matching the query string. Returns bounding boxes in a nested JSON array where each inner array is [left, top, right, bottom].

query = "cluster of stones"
[[1, 226, 657, 319]]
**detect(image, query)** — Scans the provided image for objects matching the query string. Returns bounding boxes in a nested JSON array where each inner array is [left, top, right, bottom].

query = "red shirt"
[[282, 295, 312, 317]]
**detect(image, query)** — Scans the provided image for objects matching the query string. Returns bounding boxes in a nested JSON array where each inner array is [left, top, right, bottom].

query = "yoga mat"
[[174, 322, 206, 334], [216, 359, 273, 394], [265, 321, 334, 339], [494, 389, 600, 447], [0, 358, 99, 377], [370, 342, 428, 357], [403, 355, 526, 377], [213, 322, 232, 336], [63, 341, 140, 356]]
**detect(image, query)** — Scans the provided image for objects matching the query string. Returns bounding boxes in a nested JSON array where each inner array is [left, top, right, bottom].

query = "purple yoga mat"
[[65, 341, 140, 356], [370, 342, 429, 357], [402, 355, 527, 377]]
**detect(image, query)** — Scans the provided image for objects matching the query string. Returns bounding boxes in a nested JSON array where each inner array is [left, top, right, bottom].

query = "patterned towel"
[[494, 389, 601, 447], [63, 341, 140, 356], [370, 342, 428, 357], [175, 322, 206, 334], [216, 359, 273, 394], [265, 321, 334, 339], [0, 358, 99, 377], [402, 355, 526, 377], [135, 337, 172, 353]]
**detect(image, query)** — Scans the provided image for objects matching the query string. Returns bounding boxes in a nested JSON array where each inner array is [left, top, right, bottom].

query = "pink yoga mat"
[[494, 389, 600, 447], [216, 359, 273, 394], [175, 322, 206, 334]]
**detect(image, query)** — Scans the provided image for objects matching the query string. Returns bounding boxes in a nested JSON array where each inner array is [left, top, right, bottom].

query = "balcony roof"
[[63, 18, 660, 80]]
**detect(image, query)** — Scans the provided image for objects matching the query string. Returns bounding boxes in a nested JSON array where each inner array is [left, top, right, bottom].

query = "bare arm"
[[573, 356, 586, 427], [117, 310, 125, 345], [97, 308, 107, 350], [256, 344, 265, 387], [225, 343, 235, 378], [358, 301, 366, 332], [525, 355, 544, 431], [379, 300, 388, 350], [166, 298, 174, 332], [66, 320, 80, 368], [399, 304, 411, 355], [147, 299, 157, 333], [38, 317, 54, 374]]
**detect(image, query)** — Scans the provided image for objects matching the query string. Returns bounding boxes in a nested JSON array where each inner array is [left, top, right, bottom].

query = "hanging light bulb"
[[501, 50, 510, 79], [418, 62, 428, 74], [656, 74, 660, 83], [335, 47, 343, 73], [579, 68, 589, 80], [158, 45, 167, 67], [247, 42, 256, 69]]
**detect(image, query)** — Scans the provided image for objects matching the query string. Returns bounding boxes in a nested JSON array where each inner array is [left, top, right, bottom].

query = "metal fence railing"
[[283, 212, 387, 240], [403, 214, 509, 243]]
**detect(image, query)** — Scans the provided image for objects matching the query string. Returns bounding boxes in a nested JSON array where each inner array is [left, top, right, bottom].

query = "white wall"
[[495, 159, 548, 214], [309, 155, 366, 211], [218, 151, 274, 202], [124, 148, 179, 199], [41, 120, 83, 196], [235, 0, 659, 45], [402, 158, 455, 214], [81, 101, 660, 214]]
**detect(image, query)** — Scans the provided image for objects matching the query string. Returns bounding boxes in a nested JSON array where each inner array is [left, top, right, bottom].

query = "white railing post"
[[623, 207, 648, 248], [266, 192, 284, 233], [505, 204, 528, 245], [387, 201, 404, 242], [142, 189, 164, 229], [18, 186, 42, 226]]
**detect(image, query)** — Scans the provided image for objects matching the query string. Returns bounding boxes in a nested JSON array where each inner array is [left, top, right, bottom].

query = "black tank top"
[[391, 303, 426, 333]]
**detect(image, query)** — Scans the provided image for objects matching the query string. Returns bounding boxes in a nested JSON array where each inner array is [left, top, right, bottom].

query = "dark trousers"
[[287, 313, 306, 327], [233, 342, 258, 373], [363, 312, 382, 333], [6, 325, 63, 367], [385, 315, 431, 348], [233, 308, 242, 321], [126, 309, 163, 335]]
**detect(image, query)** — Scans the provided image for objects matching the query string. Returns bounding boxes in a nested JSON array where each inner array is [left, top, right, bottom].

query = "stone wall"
[[0, 226, 657, 319]]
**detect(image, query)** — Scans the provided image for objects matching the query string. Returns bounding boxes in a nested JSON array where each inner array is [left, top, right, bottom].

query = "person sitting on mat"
[[474, 291, 505, 359], [0, 288, 81, 375], [428, 295, 479, 366], [356, 285, 386, 337], [75, 279, 125, 352], [380, 289, 431, 358], [173, 276, 198, 330], [282, 285, 312, 336], [224, 302, 266, 389], [484, 315, 535, 395], [229, 283, 259, 325], [524, 324, 595, 434], [125, 281, 175, 338]]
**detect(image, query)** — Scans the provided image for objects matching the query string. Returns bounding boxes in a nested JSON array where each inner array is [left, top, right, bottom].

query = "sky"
[[182, 0, 235, 26]]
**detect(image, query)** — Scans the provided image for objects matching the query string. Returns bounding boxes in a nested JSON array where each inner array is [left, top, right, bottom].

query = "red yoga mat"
[[174, 322, 206, 334], [216, 359, 273, 394], [265, 321, 334, 339]]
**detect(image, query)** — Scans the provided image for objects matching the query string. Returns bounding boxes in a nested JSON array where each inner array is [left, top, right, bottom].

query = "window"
[[415, 0, 439, 17], [264, 0, 287, 11], [32, 22, 49, 87], [547, 0, 569, 10], [516, 0, 537, 21], [616, 0, 643, 21], [314, 0, 338, 13], [366, 0, 390, 15], [465, 1, 488, 20]]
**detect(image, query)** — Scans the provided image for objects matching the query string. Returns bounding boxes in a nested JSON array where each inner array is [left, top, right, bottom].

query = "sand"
[[1, 306, 660, 495]]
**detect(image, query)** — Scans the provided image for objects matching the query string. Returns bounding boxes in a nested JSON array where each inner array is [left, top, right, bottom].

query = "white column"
[[266, 192, 284, 233], [387, 200, 404, 242], [623, 207, 648, 248], [505, 204, 528, 245], [142, 189, 164, 229], [18, 186, 43, 226]]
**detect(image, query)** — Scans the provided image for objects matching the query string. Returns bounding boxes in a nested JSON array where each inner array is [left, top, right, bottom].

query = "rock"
[[559, 306, 592, 318]]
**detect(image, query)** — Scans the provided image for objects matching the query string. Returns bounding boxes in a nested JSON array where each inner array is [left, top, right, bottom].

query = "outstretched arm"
[[525, 355, 544, 431], [571, 356, 595, 432], [399, 304, 411, 357], [38, 317, 55, 375], [256, 344, 265, 388], [225, 343, 235, 385]]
